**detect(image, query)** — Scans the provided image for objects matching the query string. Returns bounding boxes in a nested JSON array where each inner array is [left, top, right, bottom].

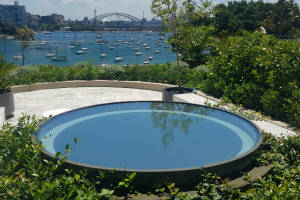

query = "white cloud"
[[0, 0, 13, 4], [61, 0, 94, 4]]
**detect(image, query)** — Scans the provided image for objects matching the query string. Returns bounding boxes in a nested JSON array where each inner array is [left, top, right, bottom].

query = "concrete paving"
[[8, 87, 162, 124], [0, 107, 5, 126], [6, 87, 297, 137], [175, 93, 297, 137]]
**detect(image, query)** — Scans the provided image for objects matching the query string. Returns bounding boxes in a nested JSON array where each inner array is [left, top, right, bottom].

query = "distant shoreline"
[[0, 34, 15, 39]]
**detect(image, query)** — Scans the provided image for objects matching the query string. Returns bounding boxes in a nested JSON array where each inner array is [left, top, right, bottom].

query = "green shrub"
[[0, 54, 18, 93], [9, 37, 300, 129], [0, 115, 299, 199], [202, 32, 300, 127]]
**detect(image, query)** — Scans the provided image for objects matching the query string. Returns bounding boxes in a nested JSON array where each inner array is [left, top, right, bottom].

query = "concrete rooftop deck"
[[3, 81, 298, 137]]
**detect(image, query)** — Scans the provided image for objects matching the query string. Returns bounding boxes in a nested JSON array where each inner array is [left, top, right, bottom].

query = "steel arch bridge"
[[92, 12, 141, 22]]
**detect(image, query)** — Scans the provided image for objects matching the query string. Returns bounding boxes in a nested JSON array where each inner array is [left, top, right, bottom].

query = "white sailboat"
[[99, 44, 107, 57], [71, 32, 81, 46]]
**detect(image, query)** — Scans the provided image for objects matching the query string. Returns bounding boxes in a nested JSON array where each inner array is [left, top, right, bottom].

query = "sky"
[[0, 0, 279, 21], [0, 0, 155, 20]]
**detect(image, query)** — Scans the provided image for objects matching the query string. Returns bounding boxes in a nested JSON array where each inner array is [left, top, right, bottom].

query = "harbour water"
[[0, 31, 176, 66]]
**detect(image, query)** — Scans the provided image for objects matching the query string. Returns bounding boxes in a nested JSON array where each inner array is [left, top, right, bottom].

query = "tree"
[[212, 0, 275, 36], [152, 0, 183, 86], [152, 0, 214, 73], [264, 0, 300, 39], [15, 27, 34, 66], [0, 54, 17, 93], [0, 22, 18, 35]]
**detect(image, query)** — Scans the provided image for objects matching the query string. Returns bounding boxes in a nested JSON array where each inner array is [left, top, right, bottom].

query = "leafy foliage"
[[152, 0, 215, 67], [15, 27, 34, 41], [0, 116, 114, 199], [201, 32, 300, 127], [0, 116, 299, 199], [8, 37, 300, 127], [264, 0, 300, 39], [212, 0, 300, 39], [0, 54, 18, 93], [10, 63, 189, 85], [0, 22, 19, 36]]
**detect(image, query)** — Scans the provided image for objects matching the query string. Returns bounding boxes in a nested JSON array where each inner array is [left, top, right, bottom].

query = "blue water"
[[36, 102, 260, 170], [0, 31, 176, 66]]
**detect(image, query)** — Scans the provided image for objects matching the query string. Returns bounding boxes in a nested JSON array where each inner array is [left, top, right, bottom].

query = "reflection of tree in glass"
[[150, 102, 210, 149]]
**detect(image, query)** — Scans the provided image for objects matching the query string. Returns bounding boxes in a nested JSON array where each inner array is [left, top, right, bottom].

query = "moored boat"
[[114, 56, 123, 62], [76, 50, 84, 54], [51, 55, 67, 61]]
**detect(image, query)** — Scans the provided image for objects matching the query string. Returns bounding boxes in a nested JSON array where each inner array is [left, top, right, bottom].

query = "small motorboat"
[[145, 31, 153, 36], [136, 52, 142, 56], [144, 59, 149, 65], [148, 56, 153, 60], [13, 55, 23, 60], [99, 53, 107, 57], [36, 41, 48, 45], [42, 31, 52, 34], [97, 40, 107, 44], [71, 41, 81, 46], [100, 62, 108, 67], [29, 45, 41, 49], [155, 50, 160, 54], [51, 55, 67, 61], [114, 56, 123, 62], [46, 53, 55, 57], [76, 50, 84, 54]]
